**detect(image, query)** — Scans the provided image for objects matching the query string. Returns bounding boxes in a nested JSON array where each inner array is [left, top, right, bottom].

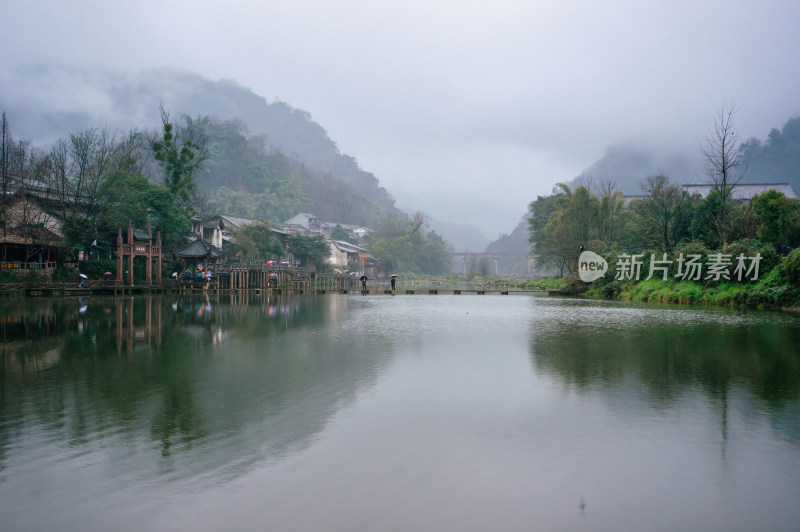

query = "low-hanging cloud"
[[1, 0, 799, 238]]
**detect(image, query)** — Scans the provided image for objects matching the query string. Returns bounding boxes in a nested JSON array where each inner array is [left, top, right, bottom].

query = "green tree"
[[370, 234, 415, 273], [288, 234, 330, 269], [629, 175, 684, 252], [152, 108, 208, 207], [751, 189, 800, 247], [596, 182, 626, 245], [330, 224, 350, 241], [528, 193, 562, 272], [233, 221, 284, 261], [690, 190, 725, 249], [412, 231, 451, 274], [543, 184, 599, 274], [96, 170, 189, 251], [369, 229, 450, 275], [199, 119, 309, 221], [701, 104, 748, 246]]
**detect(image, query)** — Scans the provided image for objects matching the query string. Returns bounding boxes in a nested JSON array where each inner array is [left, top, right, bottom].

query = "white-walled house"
[[191, 215, 290, 252]]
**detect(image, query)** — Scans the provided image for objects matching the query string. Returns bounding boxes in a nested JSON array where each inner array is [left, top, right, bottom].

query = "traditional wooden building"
[[173, 238, 224, 269], [0, 189, 63, 276], [115, 221, 163, 286]]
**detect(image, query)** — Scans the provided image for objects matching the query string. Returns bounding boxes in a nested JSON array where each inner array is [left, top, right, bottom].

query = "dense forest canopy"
[[3, 70, 405, 230], [0, 109, 453, 276], [528, 109, 800, 281], [744, 116, 800, 194], [190, 116, 403, 228], [491, 113, 800, 261]]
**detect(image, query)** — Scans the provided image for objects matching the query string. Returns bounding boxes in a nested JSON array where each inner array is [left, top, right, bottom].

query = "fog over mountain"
[[570, 145, 702, 194], [1, 67, 492, 249], [2, 1, 799, 249], [485, 116, 800, 258]]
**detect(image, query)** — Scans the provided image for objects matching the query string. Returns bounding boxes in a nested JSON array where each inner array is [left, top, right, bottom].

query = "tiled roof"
[[133, 229, 152, 241], [330, 240, 368, 253], [174, 239, 224, 259], [220, 214, 258, 228], [682, 183, 797, 200]]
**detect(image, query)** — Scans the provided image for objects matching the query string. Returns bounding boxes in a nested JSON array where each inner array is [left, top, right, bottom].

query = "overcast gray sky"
[[2, 0, 800, 238]]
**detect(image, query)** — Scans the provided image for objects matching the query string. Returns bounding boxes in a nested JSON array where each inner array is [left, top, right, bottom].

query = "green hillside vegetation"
[[526, 109, 800, 309], [744, 116, 800, 194], [1, 107, 451, 276], [174, 115, 401, 228], [528, 178, 800, 308]]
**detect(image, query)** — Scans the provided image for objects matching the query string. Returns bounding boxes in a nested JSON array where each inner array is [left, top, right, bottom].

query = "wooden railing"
[[0, 261, 57, 270]]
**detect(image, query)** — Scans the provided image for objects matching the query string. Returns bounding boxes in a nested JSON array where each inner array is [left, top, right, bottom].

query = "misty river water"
[[1, 292, 799, 531]]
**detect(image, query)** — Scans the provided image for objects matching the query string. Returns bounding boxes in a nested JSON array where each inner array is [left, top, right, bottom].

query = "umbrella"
[[360, 275, 368, 281], [172, 272, 178, 278], [78, 273, 88, 279], [104, 271, 112, 275], [281, 261, 290, 264], [389, 274, 398, 278]]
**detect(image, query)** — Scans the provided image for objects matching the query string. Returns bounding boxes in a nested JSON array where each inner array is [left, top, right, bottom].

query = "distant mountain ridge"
[[0, 66, 487, 247], [570, 144, 701, 194], [483, 115, 800, 256], [3, 68, 389, 208]]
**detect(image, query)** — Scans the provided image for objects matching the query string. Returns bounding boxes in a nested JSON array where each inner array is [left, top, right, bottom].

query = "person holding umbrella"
[[390, 274, 397, 290], [360, 275, 368, 290], [78, 273, 87, 287]]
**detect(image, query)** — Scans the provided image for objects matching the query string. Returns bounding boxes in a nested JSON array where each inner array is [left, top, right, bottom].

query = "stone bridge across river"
[[449, 252, 534, 275]]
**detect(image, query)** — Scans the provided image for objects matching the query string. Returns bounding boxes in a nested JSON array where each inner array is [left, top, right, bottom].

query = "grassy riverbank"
[[586, 248, 800, 310], [490, 248, 800, 310]]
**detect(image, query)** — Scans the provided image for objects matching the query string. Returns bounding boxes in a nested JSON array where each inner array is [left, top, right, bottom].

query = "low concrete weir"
[[1, 281, 555, 297]]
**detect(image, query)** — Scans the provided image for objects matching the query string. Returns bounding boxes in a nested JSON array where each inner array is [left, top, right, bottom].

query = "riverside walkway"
[[0, 264, 559, 297], [0, 281, 558, 297], [313, 288, 552, 295]]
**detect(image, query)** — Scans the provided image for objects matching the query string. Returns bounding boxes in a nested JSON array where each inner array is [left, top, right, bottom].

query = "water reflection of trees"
[[529, 308, 800, 411], [0, 294, 392, 481]]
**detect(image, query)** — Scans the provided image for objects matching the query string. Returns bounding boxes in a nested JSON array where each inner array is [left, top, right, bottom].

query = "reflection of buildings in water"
[[115, 296, 163, 356], [229, 292, 303, 320], [212, 328, 227, 345], [1, 294, 398, 489], [1, 304, 64, 375], [2, 346, 61, 375], [323, 292, 349, 317]]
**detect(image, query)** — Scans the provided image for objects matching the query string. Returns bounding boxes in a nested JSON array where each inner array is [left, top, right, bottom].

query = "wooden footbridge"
[[0, 282, 558, 297], [0, 263, 559, 296]]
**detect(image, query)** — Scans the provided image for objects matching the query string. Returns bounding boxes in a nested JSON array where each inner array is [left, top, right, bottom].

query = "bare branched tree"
[[700, 103, 749, 246], [1, 113, 10, 237], [410, 211, 429, 234], [597, 179, 624, 244], [702, 103, 749, 201], [1, 139, 63, 263], [630, 174, 683, 251], [151, 104, 209, 212], [475, 256, 492, 278], [375, 211, 409, 238]]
